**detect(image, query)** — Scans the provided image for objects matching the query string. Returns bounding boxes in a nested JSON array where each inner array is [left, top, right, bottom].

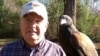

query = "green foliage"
[[76, 2, 89, 33], [16, 0, 29, 8], [45, 0, 64, 39], [0, 0, 4, 28], [0, 7, 20, 38], [0, 0, 30, 38], [76, 0, 100, 42], [87, 14, 100, 42], [0, 1, 20, 38]]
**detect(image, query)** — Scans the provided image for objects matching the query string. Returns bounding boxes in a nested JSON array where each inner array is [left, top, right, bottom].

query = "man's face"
[[20, 12, 48, 45]]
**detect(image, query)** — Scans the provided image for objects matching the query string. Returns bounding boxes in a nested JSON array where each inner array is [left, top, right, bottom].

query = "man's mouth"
[[27, 31, 37, 34]]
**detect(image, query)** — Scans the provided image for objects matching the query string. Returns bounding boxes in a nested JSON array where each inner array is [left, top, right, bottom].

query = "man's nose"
[[32, 24, 37, 28], [28, 22, 37, 31]]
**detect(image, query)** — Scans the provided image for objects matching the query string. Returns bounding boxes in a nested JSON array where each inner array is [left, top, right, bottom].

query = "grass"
[[0, 38, 17, 46]]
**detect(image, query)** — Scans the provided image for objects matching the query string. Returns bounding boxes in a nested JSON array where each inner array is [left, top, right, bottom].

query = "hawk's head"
[[59, 15, 73, 27]]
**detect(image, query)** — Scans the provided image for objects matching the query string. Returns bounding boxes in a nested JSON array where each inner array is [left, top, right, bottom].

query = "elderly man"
[[0, 0, 66, 56]]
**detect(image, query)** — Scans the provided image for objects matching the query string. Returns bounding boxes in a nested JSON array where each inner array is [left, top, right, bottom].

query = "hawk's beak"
[[60, 19, 67, 25]]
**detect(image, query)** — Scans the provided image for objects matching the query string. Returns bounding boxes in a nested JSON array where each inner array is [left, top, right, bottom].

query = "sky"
[[89, 0, 100, 11], [93, 0, 100, 10]]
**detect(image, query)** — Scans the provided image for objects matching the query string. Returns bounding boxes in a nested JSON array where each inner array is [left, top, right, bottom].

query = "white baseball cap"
[[20, 0, 48, 21]]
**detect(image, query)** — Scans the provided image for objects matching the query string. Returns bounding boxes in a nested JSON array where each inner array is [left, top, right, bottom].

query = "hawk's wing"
[[72, 32, 98, 56]]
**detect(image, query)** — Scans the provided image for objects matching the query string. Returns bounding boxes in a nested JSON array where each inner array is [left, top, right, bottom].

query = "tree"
[[63, 0, 76, 25]]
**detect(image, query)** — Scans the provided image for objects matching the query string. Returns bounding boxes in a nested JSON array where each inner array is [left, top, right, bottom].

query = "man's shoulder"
[[45, 40, 66, 56]]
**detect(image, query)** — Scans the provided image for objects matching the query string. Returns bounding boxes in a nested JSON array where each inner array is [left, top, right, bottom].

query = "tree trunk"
[[63, 0, 76, 25]]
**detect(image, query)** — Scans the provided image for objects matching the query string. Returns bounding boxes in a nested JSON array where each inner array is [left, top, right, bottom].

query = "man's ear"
[[44, 22, 49, 33], [46, 22, 49, 28]]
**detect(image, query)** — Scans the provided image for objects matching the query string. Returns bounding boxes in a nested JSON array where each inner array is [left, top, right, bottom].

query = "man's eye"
[[36, 20, 40, 22], [25, 18, 31, 22], [36, 19, 42, 23]]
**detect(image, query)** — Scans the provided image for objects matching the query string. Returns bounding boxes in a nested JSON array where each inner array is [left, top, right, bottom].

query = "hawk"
[[58, 15, 98, 56]]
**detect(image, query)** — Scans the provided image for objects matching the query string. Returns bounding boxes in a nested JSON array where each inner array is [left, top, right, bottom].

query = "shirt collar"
[[19, 38, 31, 51], [37, 38, 46, 50]]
